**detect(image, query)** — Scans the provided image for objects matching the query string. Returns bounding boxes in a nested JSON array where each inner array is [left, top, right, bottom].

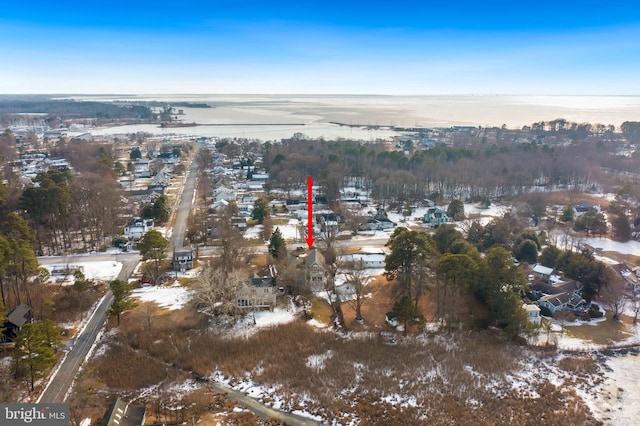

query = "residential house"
[[423, 207, 450, 225], [156, 152, 179, 165], [522, 304, 541, 325], [574, 202, 601, 218], [124, 218, 154, 240], [531, 264, 558, 283], [337, 252, 386, 269], [102, 397, 146, 426], [539, 292, 584, 315], [236, 275, 277, 310], [134, 159, 150, 178], [537, 279, 585, 315], [171, 248, 194, 272], [306, 248, 327, 291], [610, 263, 640, 292], [2, 304, 31, 342], [213, 185, 236, 204], [231, 216, 247, 231], [362, 215, 397, 231], [286, 199, 303, 211]]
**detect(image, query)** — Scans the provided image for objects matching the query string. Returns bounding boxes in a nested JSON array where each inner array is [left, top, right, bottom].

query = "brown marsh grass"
[[86, 303, 601, 425]]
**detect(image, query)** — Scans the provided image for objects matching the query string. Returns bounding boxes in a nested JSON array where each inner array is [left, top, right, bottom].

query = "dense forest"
[[0, 100, 155, 125], [265, 125, 640, 209]]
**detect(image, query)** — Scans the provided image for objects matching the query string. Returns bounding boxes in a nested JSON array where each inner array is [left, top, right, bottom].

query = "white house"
[[124, 217, 154, 239], [522, 304, 541, 325], [337, 253, 386, 269], [531, 264, 558, 283]]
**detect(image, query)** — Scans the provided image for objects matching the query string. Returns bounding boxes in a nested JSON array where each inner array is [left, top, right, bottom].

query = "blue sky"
[[1, 1, 639, 94]]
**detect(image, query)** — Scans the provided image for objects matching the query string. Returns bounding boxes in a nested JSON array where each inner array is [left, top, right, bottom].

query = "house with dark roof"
[[423, 207, 450, 225], [2, 304, 31, 342], [539, 292, 584, 315], [574, 202, 601, 218], [306, 248, 327, 291], [535, 279, 585, 315], [171, 247, 194, 272], [102, 397, 146, 426], [236, 275, 277, 310]]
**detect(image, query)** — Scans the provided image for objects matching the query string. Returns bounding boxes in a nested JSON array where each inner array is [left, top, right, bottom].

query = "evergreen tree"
[[391, 295, 423, 336], [251, 197, 270, 224], [268, 227, 286, 259], [446, 199, 465, 221], [137, 230, 169, 285], [560, 204, 575, 222], [107, 279, 137, 325], [13, 323, 56, 391]]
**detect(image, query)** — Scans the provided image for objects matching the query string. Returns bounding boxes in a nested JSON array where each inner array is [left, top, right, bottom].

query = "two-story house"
[[236, 275, 277, 310], [124, 217, 154, 240], [306, 248, 327, 292], [423, 207, 450, 225]]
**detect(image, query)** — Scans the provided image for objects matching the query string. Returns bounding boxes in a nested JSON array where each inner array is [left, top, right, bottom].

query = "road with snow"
[[37, 253, 139, 403]]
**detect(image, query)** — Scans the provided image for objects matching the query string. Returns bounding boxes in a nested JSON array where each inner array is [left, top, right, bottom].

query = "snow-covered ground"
[[43, 261, 123, 285], [132, 281, 193, 310], [587, 353, 640, 425]]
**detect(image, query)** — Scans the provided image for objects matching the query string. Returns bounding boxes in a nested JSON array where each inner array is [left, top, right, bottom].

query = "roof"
[[539, 292, 584, 308], [539, 292, 572, 307], [250, 275, 276, 287], [529, 282, 564, 295], [173, 247, 193, 256], [102, 398, 146, 426], [532, 264, 555, 276], [552, 280, 583, 293], [7, 304, 31, 327], [306, 248, 325, 268]]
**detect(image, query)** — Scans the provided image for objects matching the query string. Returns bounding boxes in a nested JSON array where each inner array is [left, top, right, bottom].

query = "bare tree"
[[191, 267, 246, 320], [600, 279, 627, 321], [342, 259, 374, 323]]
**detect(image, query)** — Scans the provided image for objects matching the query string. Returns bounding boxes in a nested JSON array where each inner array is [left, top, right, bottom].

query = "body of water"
[[67, 94, 640, 141]]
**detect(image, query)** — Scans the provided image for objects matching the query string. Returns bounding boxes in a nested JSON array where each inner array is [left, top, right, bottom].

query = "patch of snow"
[[244, 224, 263, 240], [581, 238, 640, 257], [132, 282, 193, 310], [44, 261, 123, 285], [226, 308, 299, 339], [306, 350, 333, 371]]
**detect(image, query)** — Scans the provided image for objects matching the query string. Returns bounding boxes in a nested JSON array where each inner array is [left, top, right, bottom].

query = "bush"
[[539, 305, 552, 317], [589, 305, 604, 318]]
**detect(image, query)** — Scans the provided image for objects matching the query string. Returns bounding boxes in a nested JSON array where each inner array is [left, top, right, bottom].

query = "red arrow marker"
[[306, 176, 315, 248]]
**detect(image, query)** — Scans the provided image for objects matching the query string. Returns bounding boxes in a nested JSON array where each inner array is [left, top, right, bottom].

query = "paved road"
[[37, 253, 139, 403], [170, 152, 199, 250]]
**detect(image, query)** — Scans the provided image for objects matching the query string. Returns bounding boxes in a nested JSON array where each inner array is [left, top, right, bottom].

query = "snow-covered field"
[[132, 281, 193, 310]]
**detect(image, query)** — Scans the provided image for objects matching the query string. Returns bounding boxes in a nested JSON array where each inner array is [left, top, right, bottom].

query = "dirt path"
[[205, 380, 326, 425]]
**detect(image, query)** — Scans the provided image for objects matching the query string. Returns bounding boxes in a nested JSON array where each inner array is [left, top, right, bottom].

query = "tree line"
[[264, 128, 632, 209]]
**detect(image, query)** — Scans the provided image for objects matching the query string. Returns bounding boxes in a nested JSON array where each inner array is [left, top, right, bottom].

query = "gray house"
[[171, 247, 194, 272], [2, 304, 31, 342], [102, 397, 146, 426], [306, 248, 327, 291]]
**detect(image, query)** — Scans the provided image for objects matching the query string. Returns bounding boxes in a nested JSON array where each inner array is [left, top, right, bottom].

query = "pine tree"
[[108, 279, 137, 325], [13, 323, 56, 392], [268, 227, 286, 259], [392, 295, 423, 336]]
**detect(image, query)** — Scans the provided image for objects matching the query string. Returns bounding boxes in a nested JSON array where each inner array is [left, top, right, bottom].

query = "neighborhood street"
[[37, 253, 139, 403]]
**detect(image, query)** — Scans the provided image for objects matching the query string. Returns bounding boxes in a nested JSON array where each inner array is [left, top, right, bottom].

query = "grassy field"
[[72, 295, 603, 425]]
